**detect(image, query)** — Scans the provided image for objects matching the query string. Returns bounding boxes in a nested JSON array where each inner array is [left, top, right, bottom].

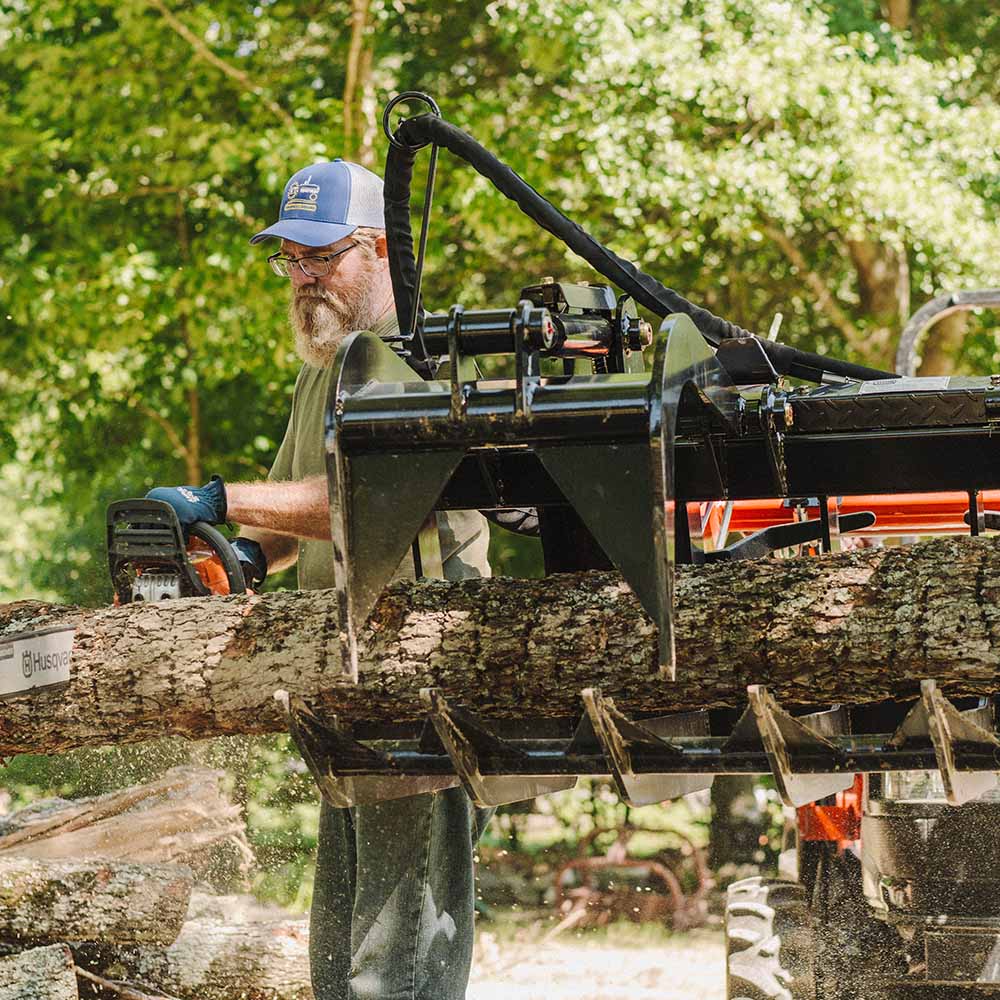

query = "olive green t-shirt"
[[268, 314, 491, 591]]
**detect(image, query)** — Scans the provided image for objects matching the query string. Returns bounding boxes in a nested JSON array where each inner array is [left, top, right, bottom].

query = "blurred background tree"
[[1, 0, 998, 906]]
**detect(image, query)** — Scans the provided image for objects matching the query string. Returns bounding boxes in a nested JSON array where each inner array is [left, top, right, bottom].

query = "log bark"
[[0, 858, 191, 946], [0, 944, 78, 1000], [77, 894, 312, 1000], [0, 767, 249, 871], [5, 534, 1000, 755]]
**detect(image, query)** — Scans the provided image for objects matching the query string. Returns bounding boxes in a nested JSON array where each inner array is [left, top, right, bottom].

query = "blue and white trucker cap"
[[250, 160, 384, 247]]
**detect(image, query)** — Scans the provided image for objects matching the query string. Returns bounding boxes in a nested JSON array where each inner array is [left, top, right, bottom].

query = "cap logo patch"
[[283, 176, 321, 214]]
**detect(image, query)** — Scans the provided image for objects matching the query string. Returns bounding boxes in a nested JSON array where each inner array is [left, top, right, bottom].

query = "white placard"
[[0, 626, 74, 700], [858, 376, 951, 394]]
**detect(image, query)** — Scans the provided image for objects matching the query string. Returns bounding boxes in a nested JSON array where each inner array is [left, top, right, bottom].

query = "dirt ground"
[[469, 923, 726, 1000]]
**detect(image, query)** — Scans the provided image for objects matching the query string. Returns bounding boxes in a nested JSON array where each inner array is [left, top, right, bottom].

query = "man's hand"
[[146, 475, 228, 534], [231, 536, 268, 590]]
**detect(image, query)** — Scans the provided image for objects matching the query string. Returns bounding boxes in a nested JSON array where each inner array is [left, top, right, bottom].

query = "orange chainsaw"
[[106, 499, 247, 604]]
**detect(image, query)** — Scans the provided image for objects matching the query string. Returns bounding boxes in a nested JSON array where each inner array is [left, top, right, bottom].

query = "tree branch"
[[89, 185, 191, 201], [136, 402, 190, 467], [762, 222, 867, 354], [144, 0, 294, 128], [75, 966, 181, 1000]]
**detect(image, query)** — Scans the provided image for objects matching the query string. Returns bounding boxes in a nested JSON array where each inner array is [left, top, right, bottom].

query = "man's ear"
[[374, 232, 389, 259]]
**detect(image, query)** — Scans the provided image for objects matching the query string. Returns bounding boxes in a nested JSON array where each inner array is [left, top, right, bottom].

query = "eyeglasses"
[[267, 242, 357, 278]]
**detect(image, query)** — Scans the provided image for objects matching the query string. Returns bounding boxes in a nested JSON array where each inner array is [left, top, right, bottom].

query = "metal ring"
[[382, 92, 442, 150]]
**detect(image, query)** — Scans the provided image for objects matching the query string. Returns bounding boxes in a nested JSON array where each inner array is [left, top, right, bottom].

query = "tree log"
[[0, 858, 191, 946], [4, 535, 1000, 755], [77, 894, 312, 1000], [0, 944, 78, 1000], [0, 767, 250, 872]]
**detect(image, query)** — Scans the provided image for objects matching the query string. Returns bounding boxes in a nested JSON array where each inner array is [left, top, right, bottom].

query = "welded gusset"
[[275, 690, 457, 809], [419, 688, 576, 806], [888, 680, 1000, 806], [580, 688, 712, 806], [647, 313, 740, 675], [732, 686, 855, 808]]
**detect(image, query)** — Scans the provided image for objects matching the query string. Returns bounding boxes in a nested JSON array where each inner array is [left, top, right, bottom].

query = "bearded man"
[[145, 160, 492, 1000]]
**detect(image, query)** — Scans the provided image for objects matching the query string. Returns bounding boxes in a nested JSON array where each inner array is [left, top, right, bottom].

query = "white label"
[[858, 377, 951, 394], [0, 628, 74, 699]]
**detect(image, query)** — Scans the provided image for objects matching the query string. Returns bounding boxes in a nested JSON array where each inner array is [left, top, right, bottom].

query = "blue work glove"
[[231, 536, 267, 591], [146, 475, 228, 534]]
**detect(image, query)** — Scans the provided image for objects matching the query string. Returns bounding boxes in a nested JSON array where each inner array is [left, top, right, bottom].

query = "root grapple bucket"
[[286, 94, 1000, 809]]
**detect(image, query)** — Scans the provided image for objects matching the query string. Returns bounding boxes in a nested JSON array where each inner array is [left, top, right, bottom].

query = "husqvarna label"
[[0, 627, 73, 699]]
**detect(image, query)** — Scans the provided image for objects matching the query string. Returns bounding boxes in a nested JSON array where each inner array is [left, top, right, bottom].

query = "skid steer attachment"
[[325, 306, 736, 680], [282, 96, 1000, 823]]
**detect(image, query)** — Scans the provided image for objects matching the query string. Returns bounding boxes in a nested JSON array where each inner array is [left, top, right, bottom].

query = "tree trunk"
[[847, 237, 909, 365], [4, 534, 1000, 755], [882, 0, 912, 31], [77, 895, 312, 1000], [916, 311, 970, 376], [708, 776, 771, 870], [0, 859, 191, 946], [0, 944, 77, 1000]]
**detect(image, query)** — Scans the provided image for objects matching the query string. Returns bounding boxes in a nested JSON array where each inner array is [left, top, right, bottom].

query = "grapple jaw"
[[324, 310, 738, 680], [280, 682, 1000, 811]]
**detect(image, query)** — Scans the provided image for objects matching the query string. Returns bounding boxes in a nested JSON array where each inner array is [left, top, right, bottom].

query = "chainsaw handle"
[[189, 522, 247, 595]]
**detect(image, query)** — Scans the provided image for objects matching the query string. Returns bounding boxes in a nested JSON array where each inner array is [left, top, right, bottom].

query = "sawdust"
[[469, 926, 725, 1000]]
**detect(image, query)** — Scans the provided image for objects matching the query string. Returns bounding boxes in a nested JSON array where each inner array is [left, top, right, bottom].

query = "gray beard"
[[288, 279, 379, 368]]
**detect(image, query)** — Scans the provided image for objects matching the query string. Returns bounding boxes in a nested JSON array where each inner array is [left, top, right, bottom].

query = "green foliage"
[[3, 0, 1000, 602]]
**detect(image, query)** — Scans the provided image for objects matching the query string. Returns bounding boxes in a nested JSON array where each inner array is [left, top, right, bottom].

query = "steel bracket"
[[889, 679, 1000, 805], [276, 690, 458, 808], [420, 688, 577, 806], [724, 686, 854, 807], [581, 688, 713, 806]]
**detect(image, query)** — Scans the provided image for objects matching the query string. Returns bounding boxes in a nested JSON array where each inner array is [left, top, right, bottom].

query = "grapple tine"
[[325, 331, 463, 680], [275, 690, 458, 807], [888, 680, 1000, 806], [732, 687, 854, 808], [420, 689, 576, 806], [649, 315, 739, 675], [580, 688, 710, 805]]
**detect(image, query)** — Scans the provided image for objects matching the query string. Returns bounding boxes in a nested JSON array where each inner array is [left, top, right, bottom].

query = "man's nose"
[[289, 264, 316, 289]]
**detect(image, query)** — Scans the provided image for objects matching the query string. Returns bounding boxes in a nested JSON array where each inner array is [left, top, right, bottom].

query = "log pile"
[[0, 768, 313, 999]]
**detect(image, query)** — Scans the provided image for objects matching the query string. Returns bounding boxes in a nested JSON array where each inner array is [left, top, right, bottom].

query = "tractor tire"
[[725, 877, 815, 1000]]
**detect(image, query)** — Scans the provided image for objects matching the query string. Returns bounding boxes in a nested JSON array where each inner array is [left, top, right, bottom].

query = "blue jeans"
[[309, 789, 494, 1000]]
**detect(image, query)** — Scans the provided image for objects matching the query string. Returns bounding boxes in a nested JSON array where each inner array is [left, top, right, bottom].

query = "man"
[[147, 159, 492, 1000]]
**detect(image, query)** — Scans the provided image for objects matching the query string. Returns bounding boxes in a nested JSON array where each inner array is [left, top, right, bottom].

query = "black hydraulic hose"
[[383, 112, 897, 383]]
